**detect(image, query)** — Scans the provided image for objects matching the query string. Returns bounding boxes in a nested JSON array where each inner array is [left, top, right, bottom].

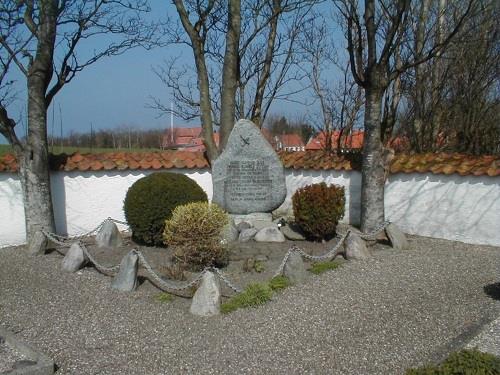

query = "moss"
[[254, 260, 265, 273], [221, 283, 273, 314], [268, 275, 290, 291], [154, 292, 174, 303], [309, 260, 342, 275], [406, 349, 500, 374]]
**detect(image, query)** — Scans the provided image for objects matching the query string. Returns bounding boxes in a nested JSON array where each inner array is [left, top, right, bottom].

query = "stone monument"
[[212, 119, 286, 214]]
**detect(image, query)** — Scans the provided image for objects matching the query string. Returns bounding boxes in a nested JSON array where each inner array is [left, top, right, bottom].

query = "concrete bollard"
[[96, 220, 123, 248], [111, 250, 139, 292], [62, 242, 88, 272]]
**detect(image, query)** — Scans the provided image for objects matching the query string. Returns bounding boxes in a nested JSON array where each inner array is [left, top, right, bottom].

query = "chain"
[[78, 241, 120, 275], [273, 248, 294, 278], [211, 267, 242, 293], [136, 251, 207, 292], [294, 230, 351, 261], [357, 221, 390, 240]]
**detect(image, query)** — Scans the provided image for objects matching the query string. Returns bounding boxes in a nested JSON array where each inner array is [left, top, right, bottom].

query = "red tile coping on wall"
[[0, 150, 498, 177]]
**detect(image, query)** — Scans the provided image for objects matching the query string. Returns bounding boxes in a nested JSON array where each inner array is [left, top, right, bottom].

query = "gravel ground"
[[0, 235, 499, 374]]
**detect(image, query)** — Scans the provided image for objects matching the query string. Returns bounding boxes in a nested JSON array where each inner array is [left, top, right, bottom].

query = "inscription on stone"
[[224, 160, 272, 204]]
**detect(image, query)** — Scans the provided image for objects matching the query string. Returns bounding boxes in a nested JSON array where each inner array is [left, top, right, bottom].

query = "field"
[[0, 144, 162, 156]]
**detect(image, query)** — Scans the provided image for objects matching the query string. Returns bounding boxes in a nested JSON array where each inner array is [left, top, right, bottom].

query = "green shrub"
[[221, 283, 273, 314], [163, 202, 229, 269], [406, 349, 500, 375], [124, 172, 207, 246], [309, 261, 342, 275], [268, 275, 290, 291], [292, 182, 345, 241]]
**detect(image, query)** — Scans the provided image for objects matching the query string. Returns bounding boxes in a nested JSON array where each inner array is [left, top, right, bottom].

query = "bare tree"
[[333, 0, 475, 232], [299, 16, 363, 152], [153, 0, 317, 161], [0, 0, 155, 243]]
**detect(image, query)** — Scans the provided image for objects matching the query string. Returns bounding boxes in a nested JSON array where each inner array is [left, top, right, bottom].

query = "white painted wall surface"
[[385, 173, 500, 247], [1, 168, 499, 247]]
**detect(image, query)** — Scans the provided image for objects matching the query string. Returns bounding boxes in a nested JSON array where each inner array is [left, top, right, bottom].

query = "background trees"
[[153, 0, 317, 162], [0, 0, 156, 241]]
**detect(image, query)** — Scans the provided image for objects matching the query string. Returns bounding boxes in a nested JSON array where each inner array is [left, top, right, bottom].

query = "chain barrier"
[[41, 216, 390, 298], [356, 221, 390, 240], [78, 241, 120, 275], [42, 217, 129, 246], [136, 251, 207, 292], [211, 268, 242, 293]]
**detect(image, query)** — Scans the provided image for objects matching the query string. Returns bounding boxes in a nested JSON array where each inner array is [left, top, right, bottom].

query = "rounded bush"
[[292, 182, 345, 241], [163, 202, 229, 269], [124, 172, 207, 246]]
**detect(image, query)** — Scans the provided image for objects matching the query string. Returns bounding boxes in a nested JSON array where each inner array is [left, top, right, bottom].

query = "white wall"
[[385, 173, 500, 246], [1, 169, 499, 247]]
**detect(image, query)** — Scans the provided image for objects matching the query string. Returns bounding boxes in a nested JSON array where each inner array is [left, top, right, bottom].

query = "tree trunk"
[[219, 0, 241, 151], [19, 0, 58, 242], [360, 87, 385, 233]]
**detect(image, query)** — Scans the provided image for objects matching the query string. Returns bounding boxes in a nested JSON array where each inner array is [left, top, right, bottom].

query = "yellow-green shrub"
[[163, 202, 229, 269]]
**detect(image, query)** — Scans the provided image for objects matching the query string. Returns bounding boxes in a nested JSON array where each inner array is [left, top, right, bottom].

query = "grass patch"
[[406, 349, 500, 374], [220, 283, 272, 314], [309, 260, 342, 275], [154, 292, 174, 303], [268, 275, 290, 291]]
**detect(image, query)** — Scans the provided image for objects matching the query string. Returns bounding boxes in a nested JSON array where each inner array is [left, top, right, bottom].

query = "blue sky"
[[1, 1, 340, 144]]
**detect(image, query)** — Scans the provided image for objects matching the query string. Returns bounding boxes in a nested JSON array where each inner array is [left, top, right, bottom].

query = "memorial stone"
[[212, 119, 286, 214]]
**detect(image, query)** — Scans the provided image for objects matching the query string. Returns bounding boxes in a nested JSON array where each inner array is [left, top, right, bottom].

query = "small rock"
[[111, 250, 139, 292], [61, 242, 88, 272], [96, 220, 123, 248], [255, 227, 286, 243], [221, 218, 239, 243], [280, 223, 306, 241], [385, 223, 409, 250], [239, 228, 258, 242], [236, 221, 252, 232], [28, 231, 47, 256], [345, 232, 371, 260], [252, 220, 279, 231], [283, 251, 307, 284], [190, 271, 221, 317]]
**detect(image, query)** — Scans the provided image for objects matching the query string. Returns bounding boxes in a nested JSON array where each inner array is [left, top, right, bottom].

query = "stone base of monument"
[[229, 213, 287, 243]]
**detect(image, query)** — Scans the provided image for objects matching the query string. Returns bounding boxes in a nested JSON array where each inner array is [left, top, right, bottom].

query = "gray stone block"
[[345, 232, 371, 260], [212, 119, 286, 214], [95, 220, 122, 248], [111, 250, 139, 292], [385, 223, 409, 250], [283, 252, 307, 285], [190, 271, 221, 317], [221, 218, 239, 243], [61, 242, 88, 272], [239, 228, 258, 242], [255, 227, 285, 243], [280, 223, 306, 241]]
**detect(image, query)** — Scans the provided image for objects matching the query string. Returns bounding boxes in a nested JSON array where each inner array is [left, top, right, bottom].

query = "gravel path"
[[1, 236, 499, 374]]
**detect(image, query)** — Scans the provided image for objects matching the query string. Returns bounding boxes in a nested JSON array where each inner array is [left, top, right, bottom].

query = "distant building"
[[272, 133, 305, 151], [306, 130, 364, 151], [163, 126, 304, 152]]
